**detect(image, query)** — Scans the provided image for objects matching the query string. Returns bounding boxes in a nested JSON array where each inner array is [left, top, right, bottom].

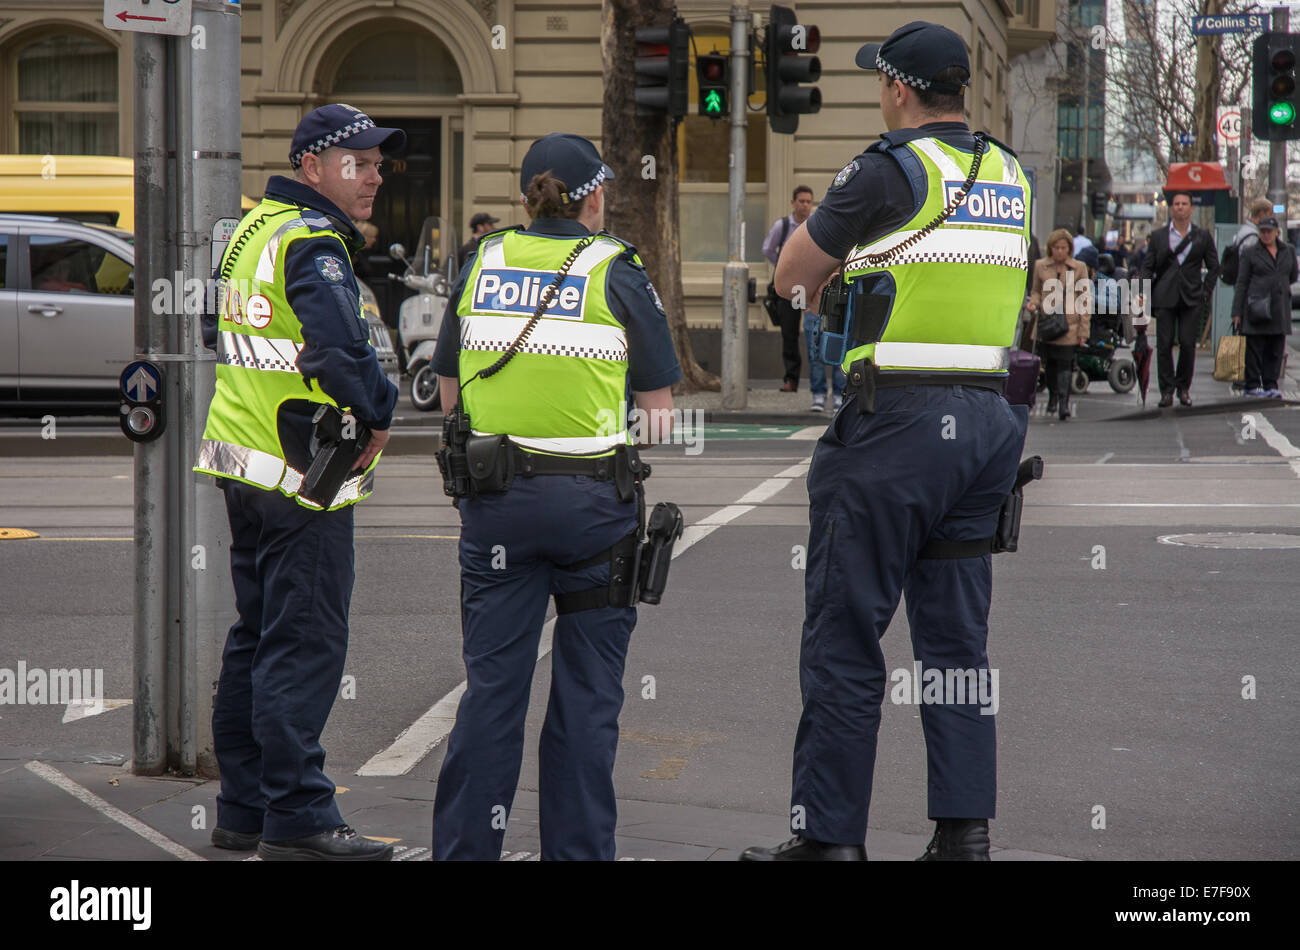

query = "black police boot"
[[211, 827, 261, 851], [258, 824, 394, 861], [739, 835, 866, 861], [916, 819, 991, 861]]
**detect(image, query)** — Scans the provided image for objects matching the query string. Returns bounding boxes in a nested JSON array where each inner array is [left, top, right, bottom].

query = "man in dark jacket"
[[1139, 191, 1220, 406], [1231, 217, 1296, 397]]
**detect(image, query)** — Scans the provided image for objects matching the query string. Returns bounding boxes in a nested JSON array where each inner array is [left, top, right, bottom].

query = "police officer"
[[430, 133, 681, 860], [195, 104, 403, 860], [741, 22, 1032, 862]]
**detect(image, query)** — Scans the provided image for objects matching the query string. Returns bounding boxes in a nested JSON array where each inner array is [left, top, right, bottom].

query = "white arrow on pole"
[[126, 366, 155, 401]]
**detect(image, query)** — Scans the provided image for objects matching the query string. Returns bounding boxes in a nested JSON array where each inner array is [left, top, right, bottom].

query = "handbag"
[[1036, 310, 1069, 342], [1213, 333, 1246, 382], [1246, 295, 1272, 326], [763, 217, 794, 327]]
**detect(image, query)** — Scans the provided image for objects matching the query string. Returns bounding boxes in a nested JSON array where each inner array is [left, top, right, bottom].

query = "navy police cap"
[[290, 104, 406, 170], [855, 21, 971, 95], [520, 133, 615, 204]]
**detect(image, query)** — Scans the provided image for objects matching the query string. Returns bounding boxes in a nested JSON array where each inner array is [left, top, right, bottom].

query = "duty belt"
[[843, 357, 1006, 413]]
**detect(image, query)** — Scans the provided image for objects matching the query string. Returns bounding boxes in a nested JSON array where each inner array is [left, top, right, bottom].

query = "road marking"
[[24, 760, 204, 861], [357, 456, 813, 777], [788, 426, 826, 440], [1095, 452, 1114, 464], [62, 698, 132, 724], [1251, 413, 1300, 478]]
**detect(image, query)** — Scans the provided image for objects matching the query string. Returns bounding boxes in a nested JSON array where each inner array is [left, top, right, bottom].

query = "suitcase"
[[1004, 347, 1040, 408]]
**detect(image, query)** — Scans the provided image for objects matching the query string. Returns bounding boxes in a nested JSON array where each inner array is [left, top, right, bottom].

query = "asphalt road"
[[2, 381, 1299, 860]]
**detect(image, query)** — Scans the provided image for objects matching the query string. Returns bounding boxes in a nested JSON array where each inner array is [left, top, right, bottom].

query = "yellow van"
[[0, 154, 256, 232]]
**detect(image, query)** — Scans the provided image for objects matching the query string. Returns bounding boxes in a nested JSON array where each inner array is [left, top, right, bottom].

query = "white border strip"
[[357, 457, 811, 777], [24, 760, 205, 861]]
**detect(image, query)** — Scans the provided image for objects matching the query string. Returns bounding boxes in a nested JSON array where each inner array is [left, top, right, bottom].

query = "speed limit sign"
[[1217, 108, 1242, 146]]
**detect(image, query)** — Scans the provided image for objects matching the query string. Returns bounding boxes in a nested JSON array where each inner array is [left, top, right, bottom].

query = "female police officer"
[[429, 133, 681, 860]]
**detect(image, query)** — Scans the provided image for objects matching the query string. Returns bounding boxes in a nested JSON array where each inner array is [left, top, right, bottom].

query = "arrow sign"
[[120, 360, 161, 403], [103, 0, 192, 36]]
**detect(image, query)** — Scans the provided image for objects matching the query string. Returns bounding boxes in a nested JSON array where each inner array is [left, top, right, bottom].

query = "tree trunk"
[[1191, 0, 1224, 162], [600, 0, 719, 393]]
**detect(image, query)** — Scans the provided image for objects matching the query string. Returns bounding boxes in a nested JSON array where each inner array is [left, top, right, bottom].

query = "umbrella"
[[1132, 329, 1153, 406]]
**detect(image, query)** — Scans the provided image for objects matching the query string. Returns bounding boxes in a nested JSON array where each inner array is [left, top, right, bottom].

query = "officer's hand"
[[1025, 299, 1038, 312], [354, 427, 390, 471], [1232, 316, 1241, 330]]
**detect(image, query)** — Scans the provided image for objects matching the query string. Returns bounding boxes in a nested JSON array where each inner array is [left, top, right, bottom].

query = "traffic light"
[[1252, 31, 1300, 140], [765, 4, 821, 134], [697, 51, 729, 119], [1091, 191, 1108, 218], [635, 17, 690, 120]]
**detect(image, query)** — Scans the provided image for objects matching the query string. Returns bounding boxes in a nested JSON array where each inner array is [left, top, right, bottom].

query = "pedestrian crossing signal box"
[[119, 359, 166, 443], [697, 52, 729, 119]]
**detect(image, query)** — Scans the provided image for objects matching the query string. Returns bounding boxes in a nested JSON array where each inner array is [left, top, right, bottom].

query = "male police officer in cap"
[[429, 132, 681, 860], [196, 104, 403, 860], [741, 22, 1031, 862]]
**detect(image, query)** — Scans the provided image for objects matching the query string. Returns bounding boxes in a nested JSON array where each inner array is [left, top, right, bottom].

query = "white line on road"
[[1250, 413, 1300, 478], [357, 457, 813, 777], [1095, 452, 1114, 464], [24, 760, 204, 861]]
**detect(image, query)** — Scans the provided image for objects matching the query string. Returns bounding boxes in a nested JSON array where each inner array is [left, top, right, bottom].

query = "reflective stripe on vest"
[[217, 330, 305, 374], [460, 315, 628, 361], [197, 437, 375, 509], [839, 136, 1032, 377]]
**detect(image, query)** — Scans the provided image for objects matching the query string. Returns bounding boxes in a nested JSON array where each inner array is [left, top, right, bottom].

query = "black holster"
[[298, 405, 371, 507]]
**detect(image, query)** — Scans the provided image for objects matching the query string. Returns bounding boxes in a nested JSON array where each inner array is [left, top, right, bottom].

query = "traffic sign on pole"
[[104, 0, 192, 36], [1191, 13, 1268, 35], [1216, 107, 1242, 146]]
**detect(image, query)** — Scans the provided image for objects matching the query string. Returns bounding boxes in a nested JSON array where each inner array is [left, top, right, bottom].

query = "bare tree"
[[600, 0, 718, 393]]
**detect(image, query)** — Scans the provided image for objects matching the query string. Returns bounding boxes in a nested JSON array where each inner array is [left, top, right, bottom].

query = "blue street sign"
[[1178, 132, 1196, 146], [1191, 13, 1268, 35], [120, 360, 161, 402]]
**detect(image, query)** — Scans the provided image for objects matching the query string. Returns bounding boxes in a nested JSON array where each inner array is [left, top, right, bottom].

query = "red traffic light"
[[1272, 48, 1297, 71], [700, 57, 726, 82]]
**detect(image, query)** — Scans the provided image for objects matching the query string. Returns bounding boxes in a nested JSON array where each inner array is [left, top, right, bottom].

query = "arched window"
[[330, 29, 463, 96], [11, 32, 118, 154]]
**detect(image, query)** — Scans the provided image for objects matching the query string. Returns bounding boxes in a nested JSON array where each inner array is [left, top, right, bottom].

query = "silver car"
[[0, 213, 399, 407]]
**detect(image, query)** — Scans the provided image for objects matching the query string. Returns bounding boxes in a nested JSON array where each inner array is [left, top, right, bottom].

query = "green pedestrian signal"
[[696, 52, 730, 119]]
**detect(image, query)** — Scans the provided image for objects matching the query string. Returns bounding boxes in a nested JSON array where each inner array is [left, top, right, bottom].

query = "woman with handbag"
[[1026, 227, 1092, 420], [1231, 217, 1297, 398]]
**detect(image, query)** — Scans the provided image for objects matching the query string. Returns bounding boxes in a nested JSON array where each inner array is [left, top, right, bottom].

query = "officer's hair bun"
[[524, 171, 586, 220]]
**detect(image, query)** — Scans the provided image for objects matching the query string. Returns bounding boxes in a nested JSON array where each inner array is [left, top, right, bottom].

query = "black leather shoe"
[[1157, 393, 1173, 408], [258, 824, 393, 861], [916, 819, 991, 861], [739, 835, 866, 861], [211, 827, 261, 851], [1045, 395, 1058, 414], [1177, 389, 1192, 407]]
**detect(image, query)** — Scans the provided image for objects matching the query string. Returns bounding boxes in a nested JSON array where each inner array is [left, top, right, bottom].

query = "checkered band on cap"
[[876, 54, 931, 90], [290, 115, 377, 169], [568, 166, 609, 202]]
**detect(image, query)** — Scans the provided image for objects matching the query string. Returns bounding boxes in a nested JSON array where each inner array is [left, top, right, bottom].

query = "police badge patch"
[[832, 160, 860, 190], [645, 281, 665, 315], [315, 255, 346, 282]]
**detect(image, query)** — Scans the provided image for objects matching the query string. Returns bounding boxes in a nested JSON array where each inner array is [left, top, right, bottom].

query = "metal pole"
[[133, 32, 168, 776], [1269, 6, 1290, 235], [187, 0, 243, 779], [721, 2, 750, 409], [1080, 39, 1091, 235]]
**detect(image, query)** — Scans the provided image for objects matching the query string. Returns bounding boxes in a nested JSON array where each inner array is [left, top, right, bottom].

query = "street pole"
[[721, 2, 750, 409], [133, 32, 168, 776], [185, 0, 243, 778], [1269, 6, 1290, 235], [1080, 40, 1091, 235]]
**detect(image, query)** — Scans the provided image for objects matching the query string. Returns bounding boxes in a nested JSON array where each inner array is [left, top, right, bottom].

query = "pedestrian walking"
[[1231, 216, 1296, 397], [195, 104, 404, 860], [429, 133, 681, 860], [763, 185, 815, 392], [1027, 229, 1090, 420], [1138, 191, 1220, 407], [741, 20, 1032, 862]]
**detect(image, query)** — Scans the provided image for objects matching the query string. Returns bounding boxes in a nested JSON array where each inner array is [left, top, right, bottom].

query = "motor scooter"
[[390, 216, 455, 411]]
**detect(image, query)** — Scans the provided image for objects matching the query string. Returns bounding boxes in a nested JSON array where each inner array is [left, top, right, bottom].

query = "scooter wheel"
[[409, 362, 441, 412], [1108, 359, 1136, 394], [1070, 367, 1089, 394]]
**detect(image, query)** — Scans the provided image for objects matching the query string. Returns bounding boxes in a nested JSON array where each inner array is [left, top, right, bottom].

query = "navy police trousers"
[[211, 480, 353, 841], [432, 473, 638, 860], [792, 385, 1028, 844]]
